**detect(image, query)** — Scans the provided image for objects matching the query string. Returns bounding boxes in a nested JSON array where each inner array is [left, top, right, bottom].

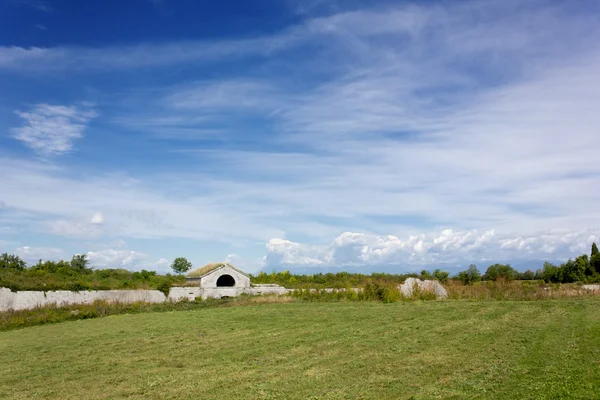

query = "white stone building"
[[185, 262, 251, 298]]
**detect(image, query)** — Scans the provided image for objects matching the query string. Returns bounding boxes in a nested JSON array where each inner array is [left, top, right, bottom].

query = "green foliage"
[[290, 281, 402, 303], [592, 242, 599, 256], [591, 252, 600, 275], [541, 262, 563, 283], [251, 270, 408, 289], [0, 262, 184, 292], [417, 269, 449, 283], [483, 264, 518, 281], [0, 253, 27, 271], [456, 264, 481, 285], [540, 255, 600, 284], [171, 257, 192, 274], [70, 254, 91, 273], [519, 270, 535, 280], [432, 269, 449, 283], [562, 255, 589, 283]]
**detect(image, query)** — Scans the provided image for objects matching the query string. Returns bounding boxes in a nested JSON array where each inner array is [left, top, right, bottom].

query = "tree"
[[591, 251, 600, 275], [592, 242, 599, 256], [432, 269, 449, 283], [0, 253, 27, 271], [562, 256, 588, 283], [519, 270, 535, 280], [171, 257, 192, 274], [483, 264, 517, 281], [71, 254, 90, 272], [420, 270, 433, 279], [541, 262, 563, 283], [456, 264, 481, 285]]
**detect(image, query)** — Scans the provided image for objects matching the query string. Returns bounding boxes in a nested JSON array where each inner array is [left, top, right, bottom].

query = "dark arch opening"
[[216, 274, 235, 287]]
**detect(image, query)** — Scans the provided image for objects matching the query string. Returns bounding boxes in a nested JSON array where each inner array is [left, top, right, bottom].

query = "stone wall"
[[0, 285, 294, 311], [0, 287, 167, 312], [166, 285, 291, 301]]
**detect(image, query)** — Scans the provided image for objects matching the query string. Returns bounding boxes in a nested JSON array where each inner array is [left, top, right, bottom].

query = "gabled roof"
[[186, 262, 249, 279]]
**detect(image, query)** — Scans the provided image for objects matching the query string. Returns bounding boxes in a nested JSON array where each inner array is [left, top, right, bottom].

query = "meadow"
[[1, 298, 599, 399]]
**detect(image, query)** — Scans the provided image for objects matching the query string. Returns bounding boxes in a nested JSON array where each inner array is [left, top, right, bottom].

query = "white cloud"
[[2, 0, 594, 73], [260, 229, 600, 270], [87, 248, 170, 272], [90, 212, 104, 224], [48, 219, 104, 238], [14, 246, 65, 264], [1, 1, 600, 271], [259, 238, 331, 268], [18, 0, 53, 13], [224, 253, 246, 268], [11, 104, 97, 156]]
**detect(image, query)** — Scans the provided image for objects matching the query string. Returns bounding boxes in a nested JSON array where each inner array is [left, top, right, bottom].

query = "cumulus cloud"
[[260, 238, 330, 268], [11, 104, 97, 156], [259, 229, 600, 270]]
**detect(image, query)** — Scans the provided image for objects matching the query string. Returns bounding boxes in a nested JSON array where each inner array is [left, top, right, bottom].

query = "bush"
[[456, 265, 481, 285], [483, 264, 518, 281]]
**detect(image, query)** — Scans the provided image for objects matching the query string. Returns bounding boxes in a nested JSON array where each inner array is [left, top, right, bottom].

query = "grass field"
[[1, 299, 599, 399]]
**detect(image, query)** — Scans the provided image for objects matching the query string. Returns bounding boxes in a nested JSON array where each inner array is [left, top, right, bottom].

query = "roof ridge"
[[186, 262, 248, 278]]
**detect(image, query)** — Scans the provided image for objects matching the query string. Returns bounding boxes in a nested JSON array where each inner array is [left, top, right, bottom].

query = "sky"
[[0, 0, 599, 275]]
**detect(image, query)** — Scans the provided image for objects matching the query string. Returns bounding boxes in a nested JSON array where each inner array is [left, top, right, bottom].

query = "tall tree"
[[591, 244, 600, 275], [171, 257, 192, 274]]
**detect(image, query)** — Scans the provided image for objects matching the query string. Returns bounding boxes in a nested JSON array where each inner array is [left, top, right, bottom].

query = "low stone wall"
[[167, 287, 201, 302], [0, 287, 167, 312], [0, 286, 294, 311], [166, 285, 292, 301]]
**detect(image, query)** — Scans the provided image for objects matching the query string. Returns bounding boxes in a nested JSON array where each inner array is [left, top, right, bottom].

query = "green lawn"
[[1, 299, 599, 399]]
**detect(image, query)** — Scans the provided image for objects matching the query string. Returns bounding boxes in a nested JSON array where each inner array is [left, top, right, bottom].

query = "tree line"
[[455, 243, 600, 284], [0, 253, 183, 293], [2, 242, 599, 291]]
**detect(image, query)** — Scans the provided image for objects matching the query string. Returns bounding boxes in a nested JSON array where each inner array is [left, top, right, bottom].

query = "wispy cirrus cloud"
[[1, 0, 600, 271], [2, 0, 596, 73], [16, 0, 53, 13], [11, 104, 97, 156]]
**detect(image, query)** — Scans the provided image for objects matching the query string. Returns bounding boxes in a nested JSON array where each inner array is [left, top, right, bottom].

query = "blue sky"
[[1, 0, 599, 274]]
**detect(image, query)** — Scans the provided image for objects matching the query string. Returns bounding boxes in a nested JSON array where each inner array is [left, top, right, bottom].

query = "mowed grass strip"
[[1, 299, 599, 399]]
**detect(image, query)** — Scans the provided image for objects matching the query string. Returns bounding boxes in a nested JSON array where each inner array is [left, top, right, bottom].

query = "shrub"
[[0, 253, 27, 271], [456, 265, 481, 285], [156, 281, 172, 296]]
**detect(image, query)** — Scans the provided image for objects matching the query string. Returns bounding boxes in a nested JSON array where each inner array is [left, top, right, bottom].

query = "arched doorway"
[[216, 274, 235, 287]]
